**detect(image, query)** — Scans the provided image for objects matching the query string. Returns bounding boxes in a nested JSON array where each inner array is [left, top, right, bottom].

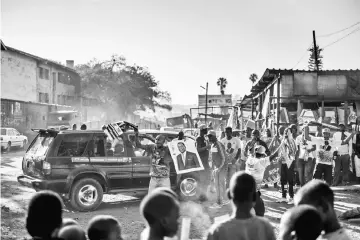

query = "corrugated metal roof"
[[250, 68, 360, 97]]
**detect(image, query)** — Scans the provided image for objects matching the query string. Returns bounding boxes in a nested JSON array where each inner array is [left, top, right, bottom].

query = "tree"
[[308, 45, 323, 71], [76, 55, 171, 119], [217, 77, 228, 95], [249, 73, 258, 86]]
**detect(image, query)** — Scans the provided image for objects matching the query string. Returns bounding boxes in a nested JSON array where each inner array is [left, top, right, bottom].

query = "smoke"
[[179, 201, 212, 239]]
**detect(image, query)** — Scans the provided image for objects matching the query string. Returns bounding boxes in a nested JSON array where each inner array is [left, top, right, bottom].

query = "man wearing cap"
[[244, 129, 271, 158], [221, 126, 241, 188], [196, 124, 211, 200], [333, 123, 357, 186], [304, 125, 334, 185], [207, 130, 228, 208], [134, 130, 172, 193]]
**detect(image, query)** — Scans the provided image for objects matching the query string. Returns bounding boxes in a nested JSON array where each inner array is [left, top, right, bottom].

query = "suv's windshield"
[[27, 133, 55, 157]]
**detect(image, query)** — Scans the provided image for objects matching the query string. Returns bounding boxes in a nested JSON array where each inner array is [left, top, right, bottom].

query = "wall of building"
[[1, 51, 37, 102]]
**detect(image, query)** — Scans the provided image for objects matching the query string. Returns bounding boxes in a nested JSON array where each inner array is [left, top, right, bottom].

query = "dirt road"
[[1, 150, 360, 240]]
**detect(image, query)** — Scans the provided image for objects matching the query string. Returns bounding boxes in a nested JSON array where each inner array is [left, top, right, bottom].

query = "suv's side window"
[[57, 133, 92, 157], [111, 138, 125, 157], [132, 134, 154, 157], [93, 135, 105, 157]]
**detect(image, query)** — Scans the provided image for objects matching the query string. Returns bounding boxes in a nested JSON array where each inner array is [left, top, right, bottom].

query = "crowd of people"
[[25, 175, 352, 240], [22, 120, 359, 240]]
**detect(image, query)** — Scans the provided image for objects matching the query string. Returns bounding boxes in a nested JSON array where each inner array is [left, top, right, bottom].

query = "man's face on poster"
[[177, 142, 186, 154]]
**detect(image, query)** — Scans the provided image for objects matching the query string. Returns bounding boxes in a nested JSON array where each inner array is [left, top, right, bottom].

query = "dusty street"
[[1, 150, 360, 240]]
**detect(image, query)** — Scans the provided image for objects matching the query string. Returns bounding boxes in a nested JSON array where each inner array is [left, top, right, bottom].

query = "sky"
[[1, 0, 360, 105]]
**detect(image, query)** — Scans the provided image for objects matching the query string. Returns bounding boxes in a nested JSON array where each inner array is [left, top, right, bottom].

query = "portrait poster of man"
[[168, 139, 204, 174]]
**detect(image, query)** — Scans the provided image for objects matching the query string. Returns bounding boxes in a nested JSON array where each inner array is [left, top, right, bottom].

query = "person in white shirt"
[[221, 126, 241, 188], [332, 123, 351, 186], [245, 142, 282, 216], [304, 126, 334, 185], [295, 126, 316, 186], [295, 180, 353, 240]]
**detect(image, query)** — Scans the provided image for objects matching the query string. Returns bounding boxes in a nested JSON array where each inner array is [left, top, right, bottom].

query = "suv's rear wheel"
[[70, 178, 103, 212]]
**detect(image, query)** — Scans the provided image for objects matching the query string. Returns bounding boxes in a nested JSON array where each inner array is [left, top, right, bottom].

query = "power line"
[[323, 27, 360, 49], [291, 43, 312, 69], [317, 21, 360, 38]]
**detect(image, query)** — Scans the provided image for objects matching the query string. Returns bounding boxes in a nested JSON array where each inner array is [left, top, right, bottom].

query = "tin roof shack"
[[246, 68, 360, 133]]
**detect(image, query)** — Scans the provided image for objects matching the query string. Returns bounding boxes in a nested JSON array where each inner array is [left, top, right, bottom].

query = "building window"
[[39, 67, 49, 80], [39, 92, 49, 103], [58, 72, 72, 84]]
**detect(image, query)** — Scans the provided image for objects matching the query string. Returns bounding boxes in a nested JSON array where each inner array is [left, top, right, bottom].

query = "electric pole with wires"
[[313, 30, 319, 71]]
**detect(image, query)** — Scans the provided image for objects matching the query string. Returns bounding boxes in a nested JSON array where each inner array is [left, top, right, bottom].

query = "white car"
[[1, 128, 28, 151]]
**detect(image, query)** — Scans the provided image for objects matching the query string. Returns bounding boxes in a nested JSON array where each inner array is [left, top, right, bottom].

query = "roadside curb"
[[331, 185, 360, 191]]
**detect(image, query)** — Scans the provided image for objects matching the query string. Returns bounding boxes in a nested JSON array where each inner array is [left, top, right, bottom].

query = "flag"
[[105, 122, 124, 140], [227, 107, 238, 129]]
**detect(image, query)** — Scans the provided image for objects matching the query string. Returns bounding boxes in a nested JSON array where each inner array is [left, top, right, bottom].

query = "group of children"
[[140, 173, 352, 240], [24, 176, 352, 240], [24, 190, 123, 240]]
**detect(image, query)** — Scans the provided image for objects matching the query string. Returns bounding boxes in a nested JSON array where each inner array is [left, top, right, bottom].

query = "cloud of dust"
[[179, 201, 212, 239]]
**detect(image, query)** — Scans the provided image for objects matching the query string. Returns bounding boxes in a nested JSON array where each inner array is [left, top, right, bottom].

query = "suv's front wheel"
[[70, 178, 103, 212]]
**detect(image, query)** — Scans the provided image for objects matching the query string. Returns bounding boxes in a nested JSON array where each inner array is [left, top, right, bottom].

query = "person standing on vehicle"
[[208, 130, 228, 208], [221, 126, 241, 189], [196, 124, 211, 200], [134, 130, 172, 193]]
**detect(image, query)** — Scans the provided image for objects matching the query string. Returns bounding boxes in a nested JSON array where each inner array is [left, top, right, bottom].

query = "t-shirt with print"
[[221, 137, 241, 164], [295, 135, 315, 159], [206, 216, 276, 240], [310, 136, 334, 165], [317, 228, 353, 240], [245, 156, 270, 187]]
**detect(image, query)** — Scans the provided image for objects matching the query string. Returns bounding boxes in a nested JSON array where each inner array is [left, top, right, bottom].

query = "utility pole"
[[205, 82, 208, 125], [313, 30, 319, 71]]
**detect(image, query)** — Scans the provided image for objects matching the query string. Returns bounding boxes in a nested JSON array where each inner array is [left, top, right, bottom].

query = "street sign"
[[198, 94, 232, 107]]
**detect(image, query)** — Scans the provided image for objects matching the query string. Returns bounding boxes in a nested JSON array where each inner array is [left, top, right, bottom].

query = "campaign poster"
[[168, 139, 204, 174]]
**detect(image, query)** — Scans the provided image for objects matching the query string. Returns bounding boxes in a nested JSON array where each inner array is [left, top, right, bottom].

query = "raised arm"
[[341, 131, 356, 145], [269, 138, 284, 161]]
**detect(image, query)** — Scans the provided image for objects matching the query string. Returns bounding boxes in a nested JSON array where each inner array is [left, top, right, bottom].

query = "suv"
[[17, 128, 202, 211]]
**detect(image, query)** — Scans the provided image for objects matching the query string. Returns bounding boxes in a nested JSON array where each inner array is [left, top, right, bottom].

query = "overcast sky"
[[2, 0, 360, 105]]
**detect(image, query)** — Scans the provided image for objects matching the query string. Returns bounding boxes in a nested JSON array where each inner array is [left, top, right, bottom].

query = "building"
[[239, 68, 360, 131], [1, 40, 82, 136]]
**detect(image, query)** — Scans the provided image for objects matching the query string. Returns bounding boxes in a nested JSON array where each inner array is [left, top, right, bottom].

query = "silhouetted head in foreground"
[[279, 204, 323, 240], [294, 180, 340, 235], [227, 171, 257, 216], [57, 225, 87, 240], [26, 191, 63, 239], [140, 188, 180, 239], [87, 215, 123, 240]]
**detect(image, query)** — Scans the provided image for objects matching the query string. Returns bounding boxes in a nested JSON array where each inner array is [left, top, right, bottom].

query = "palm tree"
[[249, 73, 258, 86], [217, 77, 228, 95]]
